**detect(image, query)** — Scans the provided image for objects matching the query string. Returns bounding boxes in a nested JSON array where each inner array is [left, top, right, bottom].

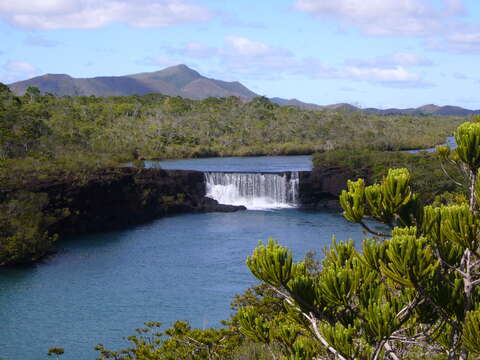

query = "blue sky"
[[0, 0, 479, 108]]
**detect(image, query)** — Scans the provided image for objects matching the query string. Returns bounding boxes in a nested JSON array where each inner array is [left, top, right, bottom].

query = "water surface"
[[0, 155, 376, 360], [0, 210, 376, 360], [147, 155, 313, 172], [407, 136, 456, 154]]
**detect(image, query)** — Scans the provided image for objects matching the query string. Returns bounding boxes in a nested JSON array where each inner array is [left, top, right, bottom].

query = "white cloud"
[[343, 65, 419, 82], [4, 60, 37, 74], [444, 0, 466, 16], [293, 0, 460, 36], [178, 42, 218, 58], [155, 36, 296, 80], [425, 23, 480, 53], [217, 37, 295, 79], [1, 60, 40, 83], [223, 36, 290, 57], [294, 0, 436, 36], [446, 30, 480, 52], [153, 36, 430, 87], [293, 0, 480, 55], [449, 32, 480, 43], [0, 0, 79, 15], [302, 60, 431, 87], [346, 52, 433, 68], [0, 0, 212, 29]]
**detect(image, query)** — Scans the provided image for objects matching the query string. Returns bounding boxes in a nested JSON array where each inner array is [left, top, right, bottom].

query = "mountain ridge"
[[8, 64, 257, 100], [8, 64, 480, 116]]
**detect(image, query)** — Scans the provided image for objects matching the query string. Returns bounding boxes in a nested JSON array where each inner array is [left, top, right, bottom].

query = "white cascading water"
[[204, 172, 300, 210]]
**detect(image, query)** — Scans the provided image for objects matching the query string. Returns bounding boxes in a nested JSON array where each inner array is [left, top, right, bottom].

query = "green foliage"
[[463, 309, 480, 354], [95, 321, 242, 360], [246, 238, 303, 288], [455, 122, 480, 170], [238, 307, 271, 344], [243, 121, 480, 359], [0, 87, 464, 186], [315, 148, 463, 203], [0, 191, 67, 265], [341, 168, 418, 230], [339, 179, 365, 223], [441, 204, 479, 250], [2, 85, 478, 357], [381, 227, 439, 288]]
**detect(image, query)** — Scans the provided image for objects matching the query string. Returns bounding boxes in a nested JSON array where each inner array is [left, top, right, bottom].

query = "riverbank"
[[0, 146, 462, 266], [0, 167, 245, 266]]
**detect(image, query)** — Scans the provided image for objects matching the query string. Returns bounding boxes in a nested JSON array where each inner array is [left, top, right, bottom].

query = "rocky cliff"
[[298, 166, 370, 210], [4, 167, 244, 237]]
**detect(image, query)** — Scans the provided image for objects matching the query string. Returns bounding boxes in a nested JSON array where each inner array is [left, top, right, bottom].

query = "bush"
[[0, 191, 66, 265]]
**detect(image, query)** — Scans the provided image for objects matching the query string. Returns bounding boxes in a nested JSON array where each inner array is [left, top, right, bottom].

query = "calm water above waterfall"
[[152, 155, 311, 209], [0, 156, 378, 360], [147, 155, 313, 172]]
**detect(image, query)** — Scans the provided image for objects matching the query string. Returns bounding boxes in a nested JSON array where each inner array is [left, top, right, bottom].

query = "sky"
[[0, 0, 479, 109]]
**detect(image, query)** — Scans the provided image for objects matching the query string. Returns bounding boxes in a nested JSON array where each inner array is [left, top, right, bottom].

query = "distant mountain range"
[[8, 64, 480, 116], [8, 64, 257, 101]]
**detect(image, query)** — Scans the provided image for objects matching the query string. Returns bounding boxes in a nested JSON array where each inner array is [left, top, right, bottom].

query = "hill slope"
[[7, 65, 480, 115], [8, 64, 258, 100]]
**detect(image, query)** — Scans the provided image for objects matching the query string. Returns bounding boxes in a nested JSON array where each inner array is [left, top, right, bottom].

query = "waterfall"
[[204, 172, 300, 210]]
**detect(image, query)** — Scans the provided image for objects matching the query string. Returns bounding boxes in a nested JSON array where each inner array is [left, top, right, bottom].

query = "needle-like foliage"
[[242, 121, 480, 359]]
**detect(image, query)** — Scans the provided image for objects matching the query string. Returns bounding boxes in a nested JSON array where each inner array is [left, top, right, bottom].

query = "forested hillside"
[[0, 83, 463, 185]]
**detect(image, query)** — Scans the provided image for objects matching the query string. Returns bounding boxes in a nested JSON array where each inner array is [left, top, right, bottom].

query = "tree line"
[[0, 83, 463, 186]]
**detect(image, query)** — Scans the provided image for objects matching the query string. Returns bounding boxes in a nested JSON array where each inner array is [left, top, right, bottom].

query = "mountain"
[[8, 64, 258, 100], [362, 105, 480, 116], [323, 103, 360, 112], [269, 97, 322, 110], [7, 64, 480, 116]]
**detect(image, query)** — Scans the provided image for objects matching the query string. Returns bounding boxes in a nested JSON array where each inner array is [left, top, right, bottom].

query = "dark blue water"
[[146, 155, 313, 172], [0, 210, 376, 360], [0, 155, 373, 360]]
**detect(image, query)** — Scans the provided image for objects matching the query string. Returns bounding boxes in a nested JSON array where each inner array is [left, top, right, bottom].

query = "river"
[[0, 156, 380, 360]]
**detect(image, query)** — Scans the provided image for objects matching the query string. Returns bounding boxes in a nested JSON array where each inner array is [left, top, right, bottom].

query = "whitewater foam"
[[204, 172, 299, 210]]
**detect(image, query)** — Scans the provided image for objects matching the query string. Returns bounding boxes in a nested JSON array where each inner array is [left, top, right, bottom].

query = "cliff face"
[[12, 167, 244, 237], [2, 165, 363, 236], [298, 166, 370, 210], [0, 163, 361, 266]]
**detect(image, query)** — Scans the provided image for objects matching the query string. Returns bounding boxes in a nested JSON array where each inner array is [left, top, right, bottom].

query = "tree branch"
[[359, 220, 391, 238], [384, 341, 401, 360], [439, 159, 466, 188], [305, 312, 349, 360]]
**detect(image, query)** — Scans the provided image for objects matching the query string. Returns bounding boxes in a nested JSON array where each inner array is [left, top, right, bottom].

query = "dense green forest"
[[0, 82, 463, 186]]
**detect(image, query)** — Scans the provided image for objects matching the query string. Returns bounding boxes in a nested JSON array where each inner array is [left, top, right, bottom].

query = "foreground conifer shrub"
[[243, 121, 480, 359]]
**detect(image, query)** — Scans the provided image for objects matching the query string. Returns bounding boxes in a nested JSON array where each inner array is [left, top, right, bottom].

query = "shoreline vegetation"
[[0, 83, 463, 184], [93, 122, 480, 360], [0, 83, 469, 266], [2, 83, 479, 358]]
